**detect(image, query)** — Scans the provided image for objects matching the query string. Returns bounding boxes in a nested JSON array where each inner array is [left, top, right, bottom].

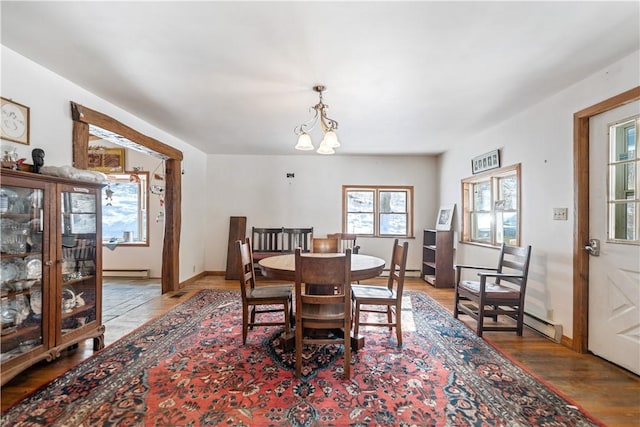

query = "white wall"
[[1, 46, 208, 282], [439, 49, 640, 339], [204, 154, 438, 273]]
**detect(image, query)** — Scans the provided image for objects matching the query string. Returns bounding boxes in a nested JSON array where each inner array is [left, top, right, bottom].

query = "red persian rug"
[[2, 289, 602, 426]]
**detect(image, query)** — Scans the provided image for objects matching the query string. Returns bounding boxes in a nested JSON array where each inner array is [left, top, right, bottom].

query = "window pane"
[[499, 176, 518, 210], [610, 202, 637, 240], [497, 211, 518, 245], [380, 213, 407, 235], [473, 182, 491, 211], [472, 212, 492, 243], [347, 191, 374, 213], [102, 173, 147, 244], [380, 191, 406, 213], [347, 213, 374, 234]]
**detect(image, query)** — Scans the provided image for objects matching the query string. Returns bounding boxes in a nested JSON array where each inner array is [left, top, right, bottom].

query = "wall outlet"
[[553, 208, 568, 220]]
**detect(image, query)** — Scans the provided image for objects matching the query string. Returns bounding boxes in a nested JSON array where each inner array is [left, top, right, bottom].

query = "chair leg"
[[353, 302, 361, 338], [250, 307, 256, 330], [477, 303, 484, 337], [344, 319, 351, 379], [516, 307, 524, 336], [295, 319, 302, 378], [284, 301, 291, 336], [395, 304, 402, 346], [453, 290, 460, 319], [387, 306, 393, 331], [242, 305, 249, 344]]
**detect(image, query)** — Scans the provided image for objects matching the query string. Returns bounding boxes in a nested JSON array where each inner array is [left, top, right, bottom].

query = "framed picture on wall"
[[472, 149, 500, 174], [436, 204, 455, 231], [1, 97, 30, 145], [87, 147, 125, 173]]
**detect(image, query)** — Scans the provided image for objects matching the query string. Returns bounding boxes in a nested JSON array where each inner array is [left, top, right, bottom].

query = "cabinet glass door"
[[0, 182, 46, 362], [60, 187, 98, 338]]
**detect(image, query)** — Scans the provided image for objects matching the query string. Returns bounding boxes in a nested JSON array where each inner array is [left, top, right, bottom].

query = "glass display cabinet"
[[1, 169, 104, 386]]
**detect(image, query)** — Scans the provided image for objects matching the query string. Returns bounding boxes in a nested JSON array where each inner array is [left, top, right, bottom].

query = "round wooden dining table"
[[258, 253, 385, 282], [258, 253, 385, 351]]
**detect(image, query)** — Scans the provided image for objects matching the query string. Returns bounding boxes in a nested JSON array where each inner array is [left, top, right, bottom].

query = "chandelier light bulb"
[[295, 133, 314, 151], [323, 130, 340, 148], [317, 140, 335, 155]]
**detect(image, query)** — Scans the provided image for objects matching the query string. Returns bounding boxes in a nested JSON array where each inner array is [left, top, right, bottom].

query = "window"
[[608, 116, 639, 243], [343, 186, 413, 237], [102, 172, 149, 246], [461, 164, 520, 246]]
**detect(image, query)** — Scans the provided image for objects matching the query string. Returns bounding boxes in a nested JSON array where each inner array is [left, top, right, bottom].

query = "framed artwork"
[[70, 193, 96, 214], [472, 149, 500, 174], [87, 147, 125, 173], [1, 97, 30, 145], [436, 204, 455, 231], [70, 214, 96, 234]]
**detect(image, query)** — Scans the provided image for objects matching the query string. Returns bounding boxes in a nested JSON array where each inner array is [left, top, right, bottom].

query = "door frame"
[[572, 86, 640, 352], [70, 102, 183, 294]]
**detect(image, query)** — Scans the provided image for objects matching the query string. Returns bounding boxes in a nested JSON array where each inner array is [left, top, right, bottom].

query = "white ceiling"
[[1, 1, 639, 156]]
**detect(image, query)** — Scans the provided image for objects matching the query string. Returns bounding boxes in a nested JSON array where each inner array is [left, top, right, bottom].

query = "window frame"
[[342, 185, 414, 238], [607, 116, 639, 244], [101, 171, 150, 247], [461, 163, 521, 247]]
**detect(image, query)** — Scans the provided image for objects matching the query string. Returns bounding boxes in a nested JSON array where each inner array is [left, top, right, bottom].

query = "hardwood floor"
[[2, 276, 639, 426]]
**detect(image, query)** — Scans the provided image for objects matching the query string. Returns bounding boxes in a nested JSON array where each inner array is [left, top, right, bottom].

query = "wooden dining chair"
[[236, 238, 293, 344], [352, 239, 408, 346], [326, 233, 360, 254], [294, 248, 352, 378], [454, 244, 532, 337], [311, 237, 339, 253]]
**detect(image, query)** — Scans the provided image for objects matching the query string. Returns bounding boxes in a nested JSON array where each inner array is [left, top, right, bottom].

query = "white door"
[[588, 101, 640, 375]]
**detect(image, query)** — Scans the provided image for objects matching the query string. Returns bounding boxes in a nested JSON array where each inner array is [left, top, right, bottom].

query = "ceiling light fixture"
[[294, 85, 340, 154]]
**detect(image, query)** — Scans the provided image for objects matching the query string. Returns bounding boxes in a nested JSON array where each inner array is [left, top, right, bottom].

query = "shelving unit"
[[1, 169, 104, 385], [422, 229, 454, 288]]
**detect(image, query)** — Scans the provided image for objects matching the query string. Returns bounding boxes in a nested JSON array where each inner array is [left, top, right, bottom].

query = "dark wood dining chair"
[[327, 233, 360, 254], [311, 237, 339, 253], [236, 238, 293, 344], [294, 248, 352, 378], [454, 243, 532, 337], [352, 239, 408, 346]]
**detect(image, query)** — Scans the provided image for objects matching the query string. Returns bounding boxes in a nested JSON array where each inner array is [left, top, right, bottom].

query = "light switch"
[[553, 208, 568, 220]]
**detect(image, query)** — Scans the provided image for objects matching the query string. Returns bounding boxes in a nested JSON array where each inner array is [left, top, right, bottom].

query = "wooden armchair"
[[236, 238, 293, 344], [294, 248, 352, 378], [327, 233, 360, 254], [352, 239, 408, 346], [454, 244, 532, 337]]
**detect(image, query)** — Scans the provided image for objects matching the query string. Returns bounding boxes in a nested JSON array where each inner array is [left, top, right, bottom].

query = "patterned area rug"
[[2, 289, 602, 426]]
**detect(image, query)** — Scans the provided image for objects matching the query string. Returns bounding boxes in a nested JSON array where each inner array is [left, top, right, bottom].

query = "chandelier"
[[294, 85, 341, 154]]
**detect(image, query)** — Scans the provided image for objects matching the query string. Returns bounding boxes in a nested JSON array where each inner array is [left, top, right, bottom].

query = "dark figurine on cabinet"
[[32, 148, 45, 173]]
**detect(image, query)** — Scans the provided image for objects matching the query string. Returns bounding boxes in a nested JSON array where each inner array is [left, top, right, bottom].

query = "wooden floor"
[[2, 276, 639, 426]]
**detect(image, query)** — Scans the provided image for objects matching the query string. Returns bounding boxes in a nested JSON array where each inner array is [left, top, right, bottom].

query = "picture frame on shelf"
[[436, 204, 455, 231], [87, 146, 125, 173], [1, 97, 30, 145], [472, 149, 500, 174]]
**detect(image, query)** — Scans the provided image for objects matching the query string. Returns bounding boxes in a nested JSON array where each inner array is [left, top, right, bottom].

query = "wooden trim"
[[162, 158, 182, 293], [71, 102, 183, 161], [572, 86, 640, 353], [70, 102, 183, 293]]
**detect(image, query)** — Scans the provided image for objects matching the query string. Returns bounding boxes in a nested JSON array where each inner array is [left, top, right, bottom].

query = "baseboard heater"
[[524, 312, 563, 343], [103, 269, 150, 279]]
